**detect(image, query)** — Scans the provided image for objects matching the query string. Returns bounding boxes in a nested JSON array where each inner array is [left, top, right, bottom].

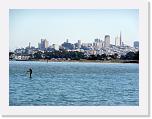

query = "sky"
[[9, 9, 139, 51]]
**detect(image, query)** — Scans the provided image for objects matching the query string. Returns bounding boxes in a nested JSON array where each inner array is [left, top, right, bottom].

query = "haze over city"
[[9, 9, 139, 51]]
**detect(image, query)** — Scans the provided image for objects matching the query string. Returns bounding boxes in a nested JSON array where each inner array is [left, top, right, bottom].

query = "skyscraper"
[[78, 40, 81, 49], [66, 39, 69, 43], [38, 43, 41, 49], [40, 39, 49, 50], [134, 41, 139, 48], [115, 36, 120, 46], [93, 39, 104, 50], [104, 35, 110, 48], [115, 32, 122, 46], [120, 32, 122, 46], [29, 42, 31, 48]]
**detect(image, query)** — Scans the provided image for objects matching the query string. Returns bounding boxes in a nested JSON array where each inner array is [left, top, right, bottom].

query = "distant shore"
[[10, 59, 139, 63]]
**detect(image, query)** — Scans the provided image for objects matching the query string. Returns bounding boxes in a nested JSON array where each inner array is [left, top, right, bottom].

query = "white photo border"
[[0, 0, 149, 116]]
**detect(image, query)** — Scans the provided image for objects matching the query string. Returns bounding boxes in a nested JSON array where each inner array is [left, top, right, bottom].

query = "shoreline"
[[10, 59, 139, 64]]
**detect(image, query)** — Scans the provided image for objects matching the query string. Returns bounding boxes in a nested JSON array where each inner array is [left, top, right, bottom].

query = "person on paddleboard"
[[27, 68, 32, 78]]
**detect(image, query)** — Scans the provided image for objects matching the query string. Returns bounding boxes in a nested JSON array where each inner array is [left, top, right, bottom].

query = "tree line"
[[9, 50, 139, 61], [33, 50, 139, 61]]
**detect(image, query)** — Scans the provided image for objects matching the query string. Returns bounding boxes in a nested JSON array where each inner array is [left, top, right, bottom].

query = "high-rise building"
[[66, 39, 69, 43], [115, 32, 122, 46], [134, 41, 139, 48], [29, 42, 31, 48], [38, 43, 41, 49], [115, 36, 120, 46], [93, 39, 104, 50], [104, 35, 110, 48], [40, 39, 49, 49], [115, 36, 121, 46], [120, 32, 122, 46], [78, 40, 81, 49], [78, 40, 81, 44]]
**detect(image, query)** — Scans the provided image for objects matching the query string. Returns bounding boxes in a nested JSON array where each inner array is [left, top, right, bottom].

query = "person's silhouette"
[[27, 68, 32, 78]]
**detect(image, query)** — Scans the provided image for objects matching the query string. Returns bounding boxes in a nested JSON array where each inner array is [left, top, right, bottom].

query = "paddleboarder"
[[27, 68, 32, 78]]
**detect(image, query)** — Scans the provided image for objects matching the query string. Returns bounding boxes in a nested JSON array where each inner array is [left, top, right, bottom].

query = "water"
[[9, 61, 139, 106]]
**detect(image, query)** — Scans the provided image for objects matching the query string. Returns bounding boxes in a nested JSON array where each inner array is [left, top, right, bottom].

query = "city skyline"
[[9, 9, 139, 51], [11, 33, 138, 51]]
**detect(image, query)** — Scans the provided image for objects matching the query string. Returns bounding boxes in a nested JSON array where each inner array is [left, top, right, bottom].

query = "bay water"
[[9, 61, 139, 106]]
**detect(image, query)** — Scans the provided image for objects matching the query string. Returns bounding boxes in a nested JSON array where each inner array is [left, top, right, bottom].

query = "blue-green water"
[[9, 61, 139, 106]]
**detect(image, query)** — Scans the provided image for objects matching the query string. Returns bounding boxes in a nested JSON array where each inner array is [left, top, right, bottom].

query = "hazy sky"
[[9, 9, 139, 51]]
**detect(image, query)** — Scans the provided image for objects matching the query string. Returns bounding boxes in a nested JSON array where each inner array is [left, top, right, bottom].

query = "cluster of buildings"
[[11, 33, 139, 60]]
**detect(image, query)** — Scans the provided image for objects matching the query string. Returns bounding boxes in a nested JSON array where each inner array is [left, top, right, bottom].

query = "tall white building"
[[104, 35, 110, 48], [115, 36, 121, 46], [115, 32, 122, 46]]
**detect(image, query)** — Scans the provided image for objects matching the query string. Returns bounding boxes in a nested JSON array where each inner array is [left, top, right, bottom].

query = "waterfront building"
[[14, 54, 30, 61]]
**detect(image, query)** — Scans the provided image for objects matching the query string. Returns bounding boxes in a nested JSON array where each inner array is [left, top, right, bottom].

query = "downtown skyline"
[[10, 32, 137, 51], [9, 9, 139, 51]]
